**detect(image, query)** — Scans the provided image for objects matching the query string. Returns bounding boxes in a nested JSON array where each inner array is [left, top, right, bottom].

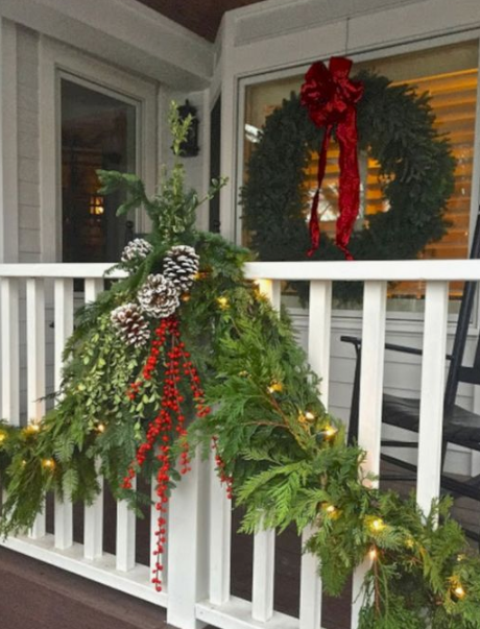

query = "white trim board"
[[0, 0, 213, 90], [39, 36, 157, 261]]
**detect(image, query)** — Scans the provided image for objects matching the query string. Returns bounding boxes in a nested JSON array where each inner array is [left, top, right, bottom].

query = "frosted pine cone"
[[137, 274, 180, 318], [111, 303, 150, 347], [121, 238, 153, 264], [163, 245, 200, 293]]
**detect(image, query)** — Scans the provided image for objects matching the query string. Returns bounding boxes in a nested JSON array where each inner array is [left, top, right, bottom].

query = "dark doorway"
[[61, 79, 137, 263]]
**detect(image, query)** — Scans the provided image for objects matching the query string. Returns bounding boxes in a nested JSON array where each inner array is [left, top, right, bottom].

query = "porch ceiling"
[[135, 0, 269, 41]]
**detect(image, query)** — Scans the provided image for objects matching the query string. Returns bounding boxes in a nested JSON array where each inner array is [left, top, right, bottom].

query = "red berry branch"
[[122, 315, 231, 592]]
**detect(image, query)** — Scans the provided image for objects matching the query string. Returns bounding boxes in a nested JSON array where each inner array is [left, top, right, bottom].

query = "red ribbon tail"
[[335, 241, 354, 260], [307, 189, 320, 257]]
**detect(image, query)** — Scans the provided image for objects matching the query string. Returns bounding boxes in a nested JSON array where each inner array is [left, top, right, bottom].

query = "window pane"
[[61, 79, 136, 263], [242, 41, 479, 309]]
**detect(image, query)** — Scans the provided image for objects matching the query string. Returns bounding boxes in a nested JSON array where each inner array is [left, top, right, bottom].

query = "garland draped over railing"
[[0, 103, 479, 628]]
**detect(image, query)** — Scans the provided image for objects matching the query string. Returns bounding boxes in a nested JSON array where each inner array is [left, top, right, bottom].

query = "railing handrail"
[[1, 259, 480, 281], [245, 259, 480, 281], [0, 263, 127, 279]]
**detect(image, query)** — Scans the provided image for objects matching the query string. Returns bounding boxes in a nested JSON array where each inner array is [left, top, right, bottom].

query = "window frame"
[[39, 36, 157, 262], [235, 29, 480, 331]]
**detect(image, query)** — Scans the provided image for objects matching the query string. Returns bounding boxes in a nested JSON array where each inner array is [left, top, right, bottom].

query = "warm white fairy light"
[[454, 585, 466, 599], [323, 425, 337, 439], [370, 518, 385, 532], [216, 296, 229, 309]]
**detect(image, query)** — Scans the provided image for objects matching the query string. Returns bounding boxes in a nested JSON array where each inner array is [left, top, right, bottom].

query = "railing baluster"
[[53, 278, 74, 550], [116, 476, 136, 572], [251, 279, 281, 622], [167, 452, 209, 629], [351, 281, 387, 629], [299, 280, 332, 629], [417, 281, 449, 514], [252, 525, 275, 622], [26, 278, 46, 539], [1, 278, 19, 425], [208, 449, 231, 605], [83, 278, 104, 560]]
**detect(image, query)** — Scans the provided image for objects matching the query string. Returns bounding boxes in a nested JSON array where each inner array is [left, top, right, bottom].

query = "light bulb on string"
[[370, 518, 385, 533], [369, 547, 378, 561], [453, 585, 466, 600]]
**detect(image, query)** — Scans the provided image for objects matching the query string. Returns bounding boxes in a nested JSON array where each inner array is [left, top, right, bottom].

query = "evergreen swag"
[[242, 71, 456, 301], [0, 104, 479, 626]]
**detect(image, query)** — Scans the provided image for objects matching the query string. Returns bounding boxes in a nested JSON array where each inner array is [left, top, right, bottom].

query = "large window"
[[242, 41, 479, 308]]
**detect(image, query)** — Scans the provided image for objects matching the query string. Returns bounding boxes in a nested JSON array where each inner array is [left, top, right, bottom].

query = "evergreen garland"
[[0, 103, 478, 627], [241, 71, 456, 301]]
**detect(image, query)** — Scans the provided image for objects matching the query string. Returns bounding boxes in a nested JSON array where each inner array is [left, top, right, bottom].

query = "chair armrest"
[[340, 336, 452, 360]]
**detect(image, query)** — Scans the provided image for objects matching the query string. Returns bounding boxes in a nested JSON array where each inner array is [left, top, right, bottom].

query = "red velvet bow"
[[301, 57, 363, 259]]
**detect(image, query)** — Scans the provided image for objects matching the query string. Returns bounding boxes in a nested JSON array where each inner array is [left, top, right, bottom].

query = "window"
[[242, 41, 479, 309], [61, 78, 137, 263]]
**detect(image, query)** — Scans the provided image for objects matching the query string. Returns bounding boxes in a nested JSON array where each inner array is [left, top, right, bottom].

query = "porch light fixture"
[[178, 100, 200, 157]]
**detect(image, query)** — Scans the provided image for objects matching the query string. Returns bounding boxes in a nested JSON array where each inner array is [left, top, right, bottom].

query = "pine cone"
[[163, 245, 200, 293], [121, 238, 153, 264], [111, 303, 150, 347], [137, 274, 180, 318]]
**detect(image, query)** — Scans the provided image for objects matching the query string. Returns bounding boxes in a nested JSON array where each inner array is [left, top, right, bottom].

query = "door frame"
[[39, 35, 157, 262]]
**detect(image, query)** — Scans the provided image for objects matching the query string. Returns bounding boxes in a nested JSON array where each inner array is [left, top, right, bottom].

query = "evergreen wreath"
[[242, 71, 456, 298], [0, 104, 479, 627]]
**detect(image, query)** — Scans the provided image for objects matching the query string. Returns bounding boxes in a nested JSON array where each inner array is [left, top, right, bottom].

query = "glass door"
[[60, 77, 137, 263]]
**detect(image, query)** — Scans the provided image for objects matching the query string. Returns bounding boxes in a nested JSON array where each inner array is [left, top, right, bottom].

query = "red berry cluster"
[[212, 436, 233, 499], [126, 319, 169, 402], [122, 315, 221, 593]]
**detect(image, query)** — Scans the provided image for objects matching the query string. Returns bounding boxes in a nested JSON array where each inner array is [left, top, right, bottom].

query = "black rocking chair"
[[341, 208, 480, 544]]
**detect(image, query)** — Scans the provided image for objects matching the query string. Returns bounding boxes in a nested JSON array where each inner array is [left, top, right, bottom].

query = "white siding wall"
[[17, 26, 41, 264]]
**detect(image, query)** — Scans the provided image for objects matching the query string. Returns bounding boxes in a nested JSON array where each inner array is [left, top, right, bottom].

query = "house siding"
[[16, 25, 40, 263]]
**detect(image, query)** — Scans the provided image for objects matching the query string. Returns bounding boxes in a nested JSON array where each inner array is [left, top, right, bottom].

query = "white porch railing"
[[1, 259, 479, 629]]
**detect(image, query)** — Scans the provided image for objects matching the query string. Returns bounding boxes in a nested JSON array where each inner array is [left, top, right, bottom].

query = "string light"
[[370, 518, 385, 533], [42, 458, 55, 470], [324, 504, 337, 515], [453, 585, 466, 600], [305, 411, 315, 421], [181, 294, 191, 303], [369, 547, 378, 561], [0, 432, 6, 444], [315, 425, 338, 443], [267, 382, 283, 394], [323, 426, 337, 439], [96, 423, 106, 434], [23, 423, 41, 437], [216, 296, 229, 310]]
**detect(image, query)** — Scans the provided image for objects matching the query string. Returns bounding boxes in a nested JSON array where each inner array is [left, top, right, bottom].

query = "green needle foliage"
[[0, 102, 479, 629]]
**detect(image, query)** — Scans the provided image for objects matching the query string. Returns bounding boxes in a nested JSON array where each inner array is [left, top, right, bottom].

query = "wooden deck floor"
[[0, 462, 478, 629]]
